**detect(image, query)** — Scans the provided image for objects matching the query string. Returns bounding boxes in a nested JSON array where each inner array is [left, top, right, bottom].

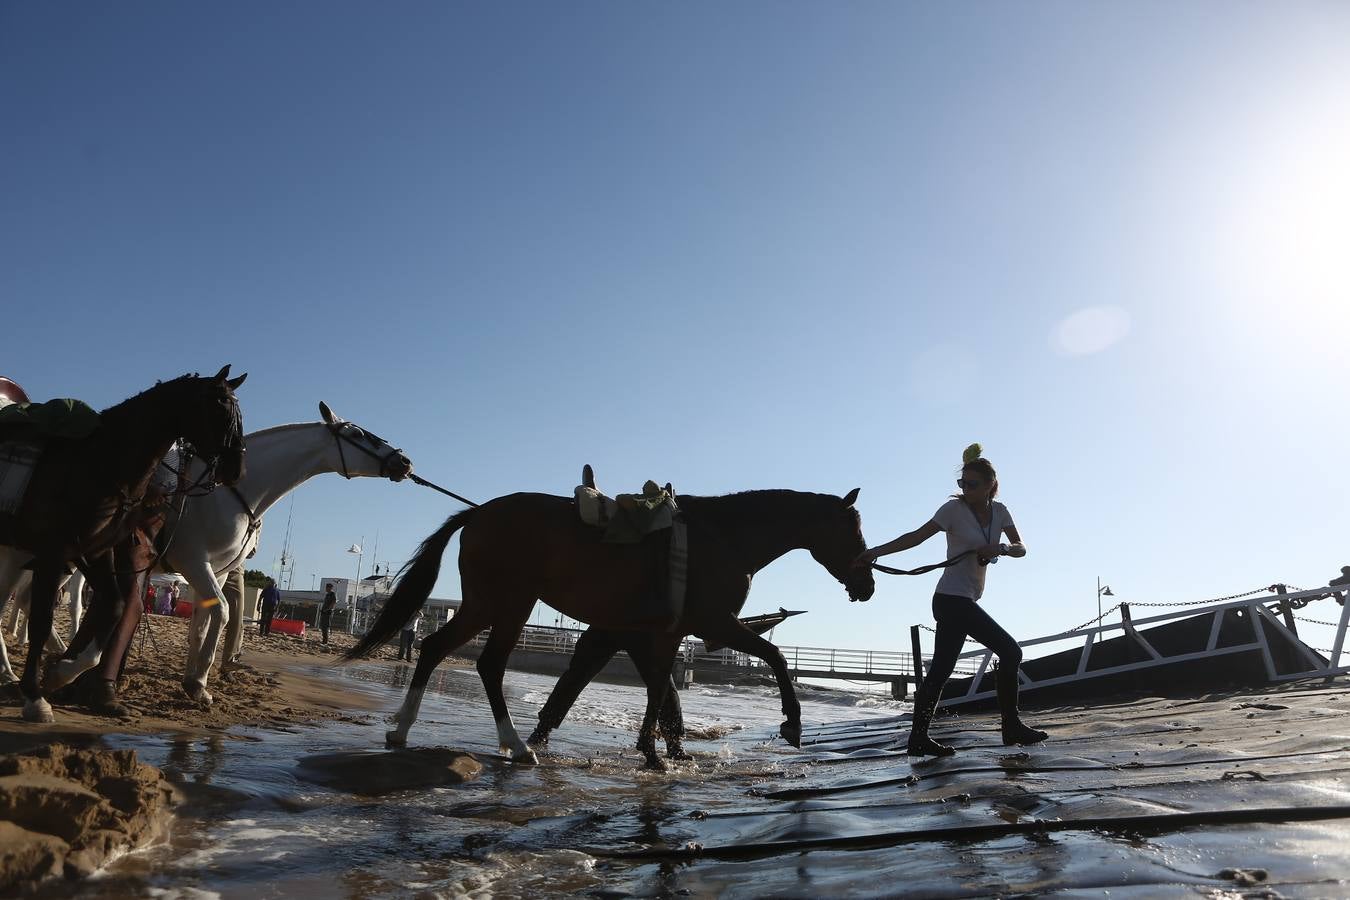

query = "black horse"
[[348, 487, 873, 769], [0, 367, 246, 722]]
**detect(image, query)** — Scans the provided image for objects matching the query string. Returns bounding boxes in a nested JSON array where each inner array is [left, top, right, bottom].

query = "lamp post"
[[1097, 577, 1114, 625], [347, 541, 363, 634]]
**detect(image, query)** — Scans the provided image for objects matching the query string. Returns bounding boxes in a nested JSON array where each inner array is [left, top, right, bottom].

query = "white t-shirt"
[[932, 498, 1015, 601]]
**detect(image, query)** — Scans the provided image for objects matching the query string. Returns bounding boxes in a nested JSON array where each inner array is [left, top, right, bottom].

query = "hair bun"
[[962, 443, 983, 464]]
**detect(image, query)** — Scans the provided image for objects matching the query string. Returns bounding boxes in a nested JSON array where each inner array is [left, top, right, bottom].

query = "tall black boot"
[[907, 686, 954, 756], [996, 666, 1046, 746]]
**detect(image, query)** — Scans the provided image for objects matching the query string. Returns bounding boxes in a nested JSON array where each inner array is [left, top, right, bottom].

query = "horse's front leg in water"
[[704, 619, 803, 748], [528, 626, 621, 748]]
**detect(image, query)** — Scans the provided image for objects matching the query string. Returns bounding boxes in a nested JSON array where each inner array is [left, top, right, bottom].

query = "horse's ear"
[[214, 365, 232, 382], [319, 401, 339, 424], [842, 488, 860, 508], [227, 372, 247, 390]]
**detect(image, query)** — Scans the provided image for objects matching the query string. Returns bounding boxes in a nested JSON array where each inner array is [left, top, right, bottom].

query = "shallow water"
[[40, 662, 906, 899], [37, 664, 1350, 898]]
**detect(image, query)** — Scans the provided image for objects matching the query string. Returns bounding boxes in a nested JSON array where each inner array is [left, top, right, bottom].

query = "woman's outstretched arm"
[[856, 519, 942, 565]]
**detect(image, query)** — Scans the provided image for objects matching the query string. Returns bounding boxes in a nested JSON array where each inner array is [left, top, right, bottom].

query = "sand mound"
[[0, 743, 177, 892]]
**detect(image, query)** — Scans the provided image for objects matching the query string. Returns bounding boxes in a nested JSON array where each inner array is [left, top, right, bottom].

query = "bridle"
[[327, 420, 408, 481]]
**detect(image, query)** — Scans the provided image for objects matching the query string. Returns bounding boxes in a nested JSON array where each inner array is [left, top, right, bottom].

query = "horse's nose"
[[390, 454, 413, 481]]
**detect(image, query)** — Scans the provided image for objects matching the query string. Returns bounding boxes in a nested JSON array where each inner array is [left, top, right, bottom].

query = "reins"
[[871, 549, 976, 577], [407, 473, 479, 507]]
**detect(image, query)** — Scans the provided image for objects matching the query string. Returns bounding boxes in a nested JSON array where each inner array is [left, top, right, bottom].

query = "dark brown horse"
[[347, 488, 873, 768], [0, 367, 246, 722]]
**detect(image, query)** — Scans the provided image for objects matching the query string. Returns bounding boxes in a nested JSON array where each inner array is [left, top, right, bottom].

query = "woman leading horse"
[[857, 443, 1046, 755]]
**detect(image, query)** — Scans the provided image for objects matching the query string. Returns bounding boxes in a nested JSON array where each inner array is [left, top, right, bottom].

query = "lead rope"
[[871, 549, 976, 577]]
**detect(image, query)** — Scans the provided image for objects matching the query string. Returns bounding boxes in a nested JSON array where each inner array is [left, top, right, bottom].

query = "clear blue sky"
[[3, 3, 1347, 654]]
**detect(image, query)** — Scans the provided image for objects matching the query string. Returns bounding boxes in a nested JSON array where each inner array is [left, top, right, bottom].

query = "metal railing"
[[935, 585, 1350, 707], [456, 625, 979, 681]]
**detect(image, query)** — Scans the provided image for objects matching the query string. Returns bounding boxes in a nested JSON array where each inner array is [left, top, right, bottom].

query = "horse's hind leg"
[[629, 637, 681, 770], [699, 619, 803, 748], [475, 606, 538, 764], [528, 626, 622, 748], [387, 603, 491, 749]]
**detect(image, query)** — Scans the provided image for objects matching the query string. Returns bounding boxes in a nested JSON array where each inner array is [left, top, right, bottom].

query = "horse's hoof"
[[779, 722, 802, 748], [181, 682, 213, 706], [512, 747, 539, 765], [22, 698, 55, 723], [667, 748, 694, 761], [0, 670, 18, 687], [526, 729, 549, 748], [642, 754, 668, 772], [385, 731, 407, 749]]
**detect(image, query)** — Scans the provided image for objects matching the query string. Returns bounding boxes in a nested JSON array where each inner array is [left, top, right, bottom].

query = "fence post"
[[1274, 584, 1297, 635], [910, 625, 924, 690]]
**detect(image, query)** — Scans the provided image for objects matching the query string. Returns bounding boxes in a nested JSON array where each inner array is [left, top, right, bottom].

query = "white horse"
[[14, 403, 413, 704]]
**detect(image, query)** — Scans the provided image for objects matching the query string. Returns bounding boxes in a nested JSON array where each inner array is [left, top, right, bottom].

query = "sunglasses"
[[956, 478, 987, 489]]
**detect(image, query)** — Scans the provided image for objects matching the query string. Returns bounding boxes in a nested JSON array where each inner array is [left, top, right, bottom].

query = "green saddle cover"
[[0, 399, 100, 442]]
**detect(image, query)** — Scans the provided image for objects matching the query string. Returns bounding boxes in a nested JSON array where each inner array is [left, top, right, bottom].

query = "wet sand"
[[0, 612, 471, 752], [0, 613, 470, 893]]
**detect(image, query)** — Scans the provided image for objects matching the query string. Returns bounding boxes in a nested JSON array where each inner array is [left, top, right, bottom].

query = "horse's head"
[[809, 488, 876, 603], [179, 365, 248, 486], [319, 401, 413, 482]]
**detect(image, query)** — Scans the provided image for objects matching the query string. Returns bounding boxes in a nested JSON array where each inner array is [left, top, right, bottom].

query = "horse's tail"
[[344, 507, 475, 660]]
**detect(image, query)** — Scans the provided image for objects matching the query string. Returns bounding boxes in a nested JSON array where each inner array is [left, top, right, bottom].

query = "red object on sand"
[[269, 618, 305, 636], [173, 601, 193, 618]]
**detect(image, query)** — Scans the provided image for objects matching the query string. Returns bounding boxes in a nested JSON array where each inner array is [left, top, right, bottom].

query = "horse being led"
[[0, 367, 246, 722], [346, 488, 874, 769], [40, 402, 414, 709]]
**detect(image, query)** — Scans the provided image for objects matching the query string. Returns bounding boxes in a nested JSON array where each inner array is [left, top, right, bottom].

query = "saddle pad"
[[0, 398, 100, 441], [0, 442, 41, 514]]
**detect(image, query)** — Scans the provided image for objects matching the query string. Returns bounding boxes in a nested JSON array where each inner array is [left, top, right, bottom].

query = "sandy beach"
[[0, 611, 471, 749], [0, 611, 471, 892]]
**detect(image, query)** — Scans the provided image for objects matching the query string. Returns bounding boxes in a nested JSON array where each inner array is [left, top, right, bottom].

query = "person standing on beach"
[[258, 578, 280, 636], [398, 608, 422, 661], [856, 443, 1046, 756], [320, 584, 337, 644]]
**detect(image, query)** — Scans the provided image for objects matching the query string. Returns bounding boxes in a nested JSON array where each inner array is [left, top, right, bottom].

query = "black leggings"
[[916, 592, 1023, 716]]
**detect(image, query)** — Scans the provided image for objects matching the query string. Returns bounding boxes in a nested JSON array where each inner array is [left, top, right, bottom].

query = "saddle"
[[574, 464, 688, 631], [574, 464, 679, 544], [0, 397, 100, 442]]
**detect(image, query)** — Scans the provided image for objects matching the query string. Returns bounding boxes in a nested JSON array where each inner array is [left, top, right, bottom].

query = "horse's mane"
[[99, 373, 210, 417], [680, 489, 843, 529], [242, 422, 323, 441]]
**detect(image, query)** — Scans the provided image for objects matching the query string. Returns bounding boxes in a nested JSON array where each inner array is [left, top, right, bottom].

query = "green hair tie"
[[963, 443, 983, 464]]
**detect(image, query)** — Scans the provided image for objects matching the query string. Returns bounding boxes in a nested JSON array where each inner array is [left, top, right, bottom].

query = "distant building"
[[277, 572, 460, 632]]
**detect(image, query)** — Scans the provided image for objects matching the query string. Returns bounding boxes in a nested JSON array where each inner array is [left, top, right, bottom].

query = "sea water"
[[51, 662, 908, 899]]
